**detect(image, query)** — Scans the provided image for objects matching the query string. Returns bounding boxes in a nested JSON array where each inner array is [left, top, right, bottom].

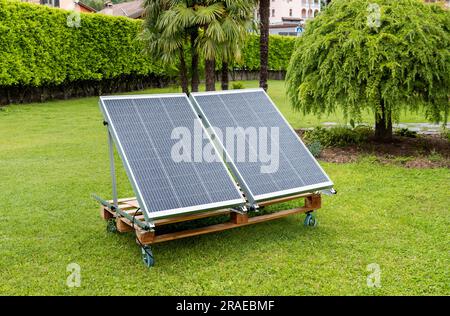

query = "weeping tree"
[[286, 0, 450, 141]]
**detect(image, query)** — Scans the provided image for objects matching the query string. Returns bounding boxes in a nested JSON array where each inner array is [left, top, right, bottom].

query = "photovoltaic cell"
[[100, 94, 245, 220], [190, 89, 333, 203]]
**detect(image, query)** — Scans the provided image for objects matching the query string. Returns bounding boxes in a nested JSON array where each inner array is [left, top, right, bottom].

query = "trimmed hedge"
[[240, 34, 296, 71], [0, 0, 295, 90]]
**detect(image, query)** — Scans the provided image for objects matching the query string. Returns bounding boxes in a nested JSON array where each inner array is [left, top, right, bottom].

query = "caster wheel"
[[141, 246, 154, 268], [304, 213, 318, 227], [106, 218, 118, 233]]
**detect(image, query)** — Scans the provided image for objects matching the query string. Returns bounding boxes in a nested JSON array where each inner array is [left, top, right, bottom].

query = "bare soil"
[[296, 130, 450, 168]]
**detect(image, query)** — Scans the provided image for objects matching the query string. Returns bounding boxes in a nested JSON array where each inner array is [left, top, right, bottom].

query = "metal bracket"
[[232, 205, 248, 214], [320, 188, 337, 196], [92, 194, 153, 231]]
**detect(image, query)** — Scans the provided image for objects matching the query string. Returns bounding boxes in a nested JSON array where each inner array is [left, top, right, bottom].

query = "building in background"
[[98, 1, 144, 19], [21, 0, 96, 12], [255, 0, 321, 36]]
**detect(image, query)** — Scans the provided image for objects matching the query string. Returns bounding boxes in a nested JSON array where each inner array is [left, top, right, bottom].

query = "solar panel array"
[[100, 95, 245, 220], [190, 89, 333, 202]]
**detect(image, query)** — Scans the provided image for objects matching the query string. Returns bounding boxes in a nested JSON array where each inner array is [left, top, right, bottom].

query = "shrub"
[[306, 140, 322, 157], [0, 1, 296, 90], [238, 34, 296, 71], [231, 82, 245, 89], [303, 126, 373, 147], [395, 128, 417, 138], [0, 0, 169, 87], [440, 128, 450, 142]]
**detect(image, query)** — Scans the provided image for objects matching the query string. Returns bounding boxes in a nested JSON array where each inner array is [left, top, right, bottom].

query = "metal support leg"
[[108, 130, 118, 210]]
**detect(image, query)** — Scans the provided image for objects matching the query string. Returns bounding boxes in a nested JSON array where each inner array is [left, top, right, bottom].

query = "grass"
[[0, 81, 448, 295]]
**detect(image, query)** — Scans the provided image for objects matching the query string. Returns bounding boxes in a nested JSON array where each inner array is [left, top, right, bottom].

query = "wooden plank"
[[116, 217, 134, 233], [108, 197, 136, 203], [230, 212, 248, 224], [123, 209, 142, 216], [136, 229, 155, 244], [124, 200, 140, 208], [258, 192, 313, 206], [100, 206, 114, 220], [153, 209, 231, 226], [305, 194, 321, 209], [150, 206, 311, 244]]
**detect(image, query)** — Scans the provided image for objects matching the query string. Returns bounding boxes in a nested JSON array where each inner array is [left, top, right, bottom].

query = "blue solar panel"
[[190, 89, 333, 203], [100, 94, 245, 220]]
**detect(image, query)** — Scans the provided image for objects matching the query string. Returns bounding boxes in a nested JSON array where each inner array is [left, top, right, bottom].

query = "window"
[[271, 9, 275, 17], [301, 9, 306, 18], [40, 0, 60, 7], [289, 9, 292, 17]]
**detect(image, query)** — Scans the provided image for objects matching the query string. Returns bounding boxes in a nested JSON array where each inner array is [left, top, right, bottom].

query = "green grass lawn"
[[0, 81, 448, 295]]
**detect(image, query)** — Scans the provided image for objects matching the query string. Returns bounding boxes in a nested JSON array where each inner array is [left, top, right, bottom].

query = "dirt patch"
[[296, 130, 450, 168]]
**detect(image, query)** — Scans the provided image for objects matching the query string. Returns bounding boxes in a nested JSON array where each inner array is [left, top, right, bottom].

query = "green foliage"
[[440, 128, 450, 142], [239, 34, 296, 71], [286, 0, 450, 125], [0, 0, 167, 87], [304, 126, 373, 147], [0, 1, 294, 89], [306, 140, 323, 157], [395, 128, 417, 138], [231, 81, 245, 89]]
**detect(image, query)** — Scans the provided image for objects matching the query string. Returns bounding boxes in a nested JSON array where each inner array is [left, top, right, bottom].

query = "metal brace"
[[320, 188, 337, 196], [92, 194, 154, 231], [232, 205, 248, 214]]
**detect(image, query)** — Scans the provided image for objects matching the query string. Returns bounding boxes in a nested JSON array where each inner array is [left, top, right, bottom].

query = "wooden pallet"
[[100, 193, 322, 245]]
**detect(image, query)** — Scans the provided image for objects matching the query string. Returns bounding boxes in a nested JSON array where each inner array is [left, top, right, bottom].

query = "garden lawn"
[[0, 81, 448, 295]]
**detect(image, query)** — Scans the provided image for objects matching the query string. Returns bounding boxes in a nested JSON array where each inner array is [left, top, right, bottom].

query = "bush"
[[303, 126, 373, 147], [0, 0, 169, 87], [238, 34, 296, 71], [395, 128, 417, 138], [440, 128, 450, 142], [306, 140, 322, 157], [231, 82, 245, 89], [0, 1, 296, 89]]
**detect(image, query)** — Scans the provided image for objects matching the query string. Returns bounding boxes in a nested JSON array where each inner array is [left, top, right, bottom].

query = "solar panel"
[[190, 89, 333, 204], [99, 94, 245, 220]]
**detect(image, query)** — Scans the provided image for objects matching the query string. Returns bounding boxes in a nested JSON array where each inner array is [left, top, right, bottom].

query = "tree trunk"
[[221, 61, 229, 90], [259, 0, 270, 92], [205, 58, 216, 91], [374, 100, 393, 141], [179, 48, 189, 94], [190, 28, 199, 92]]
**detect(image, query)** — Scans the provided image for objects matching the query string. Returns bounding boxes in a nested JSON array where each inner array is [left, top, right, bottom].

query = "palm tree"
[[259, 0, 270, 91], [196, 0, 255, 91], [218, 0, 255, 90], [142, 1, 254, 93], [141, 0, 196, 93]]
